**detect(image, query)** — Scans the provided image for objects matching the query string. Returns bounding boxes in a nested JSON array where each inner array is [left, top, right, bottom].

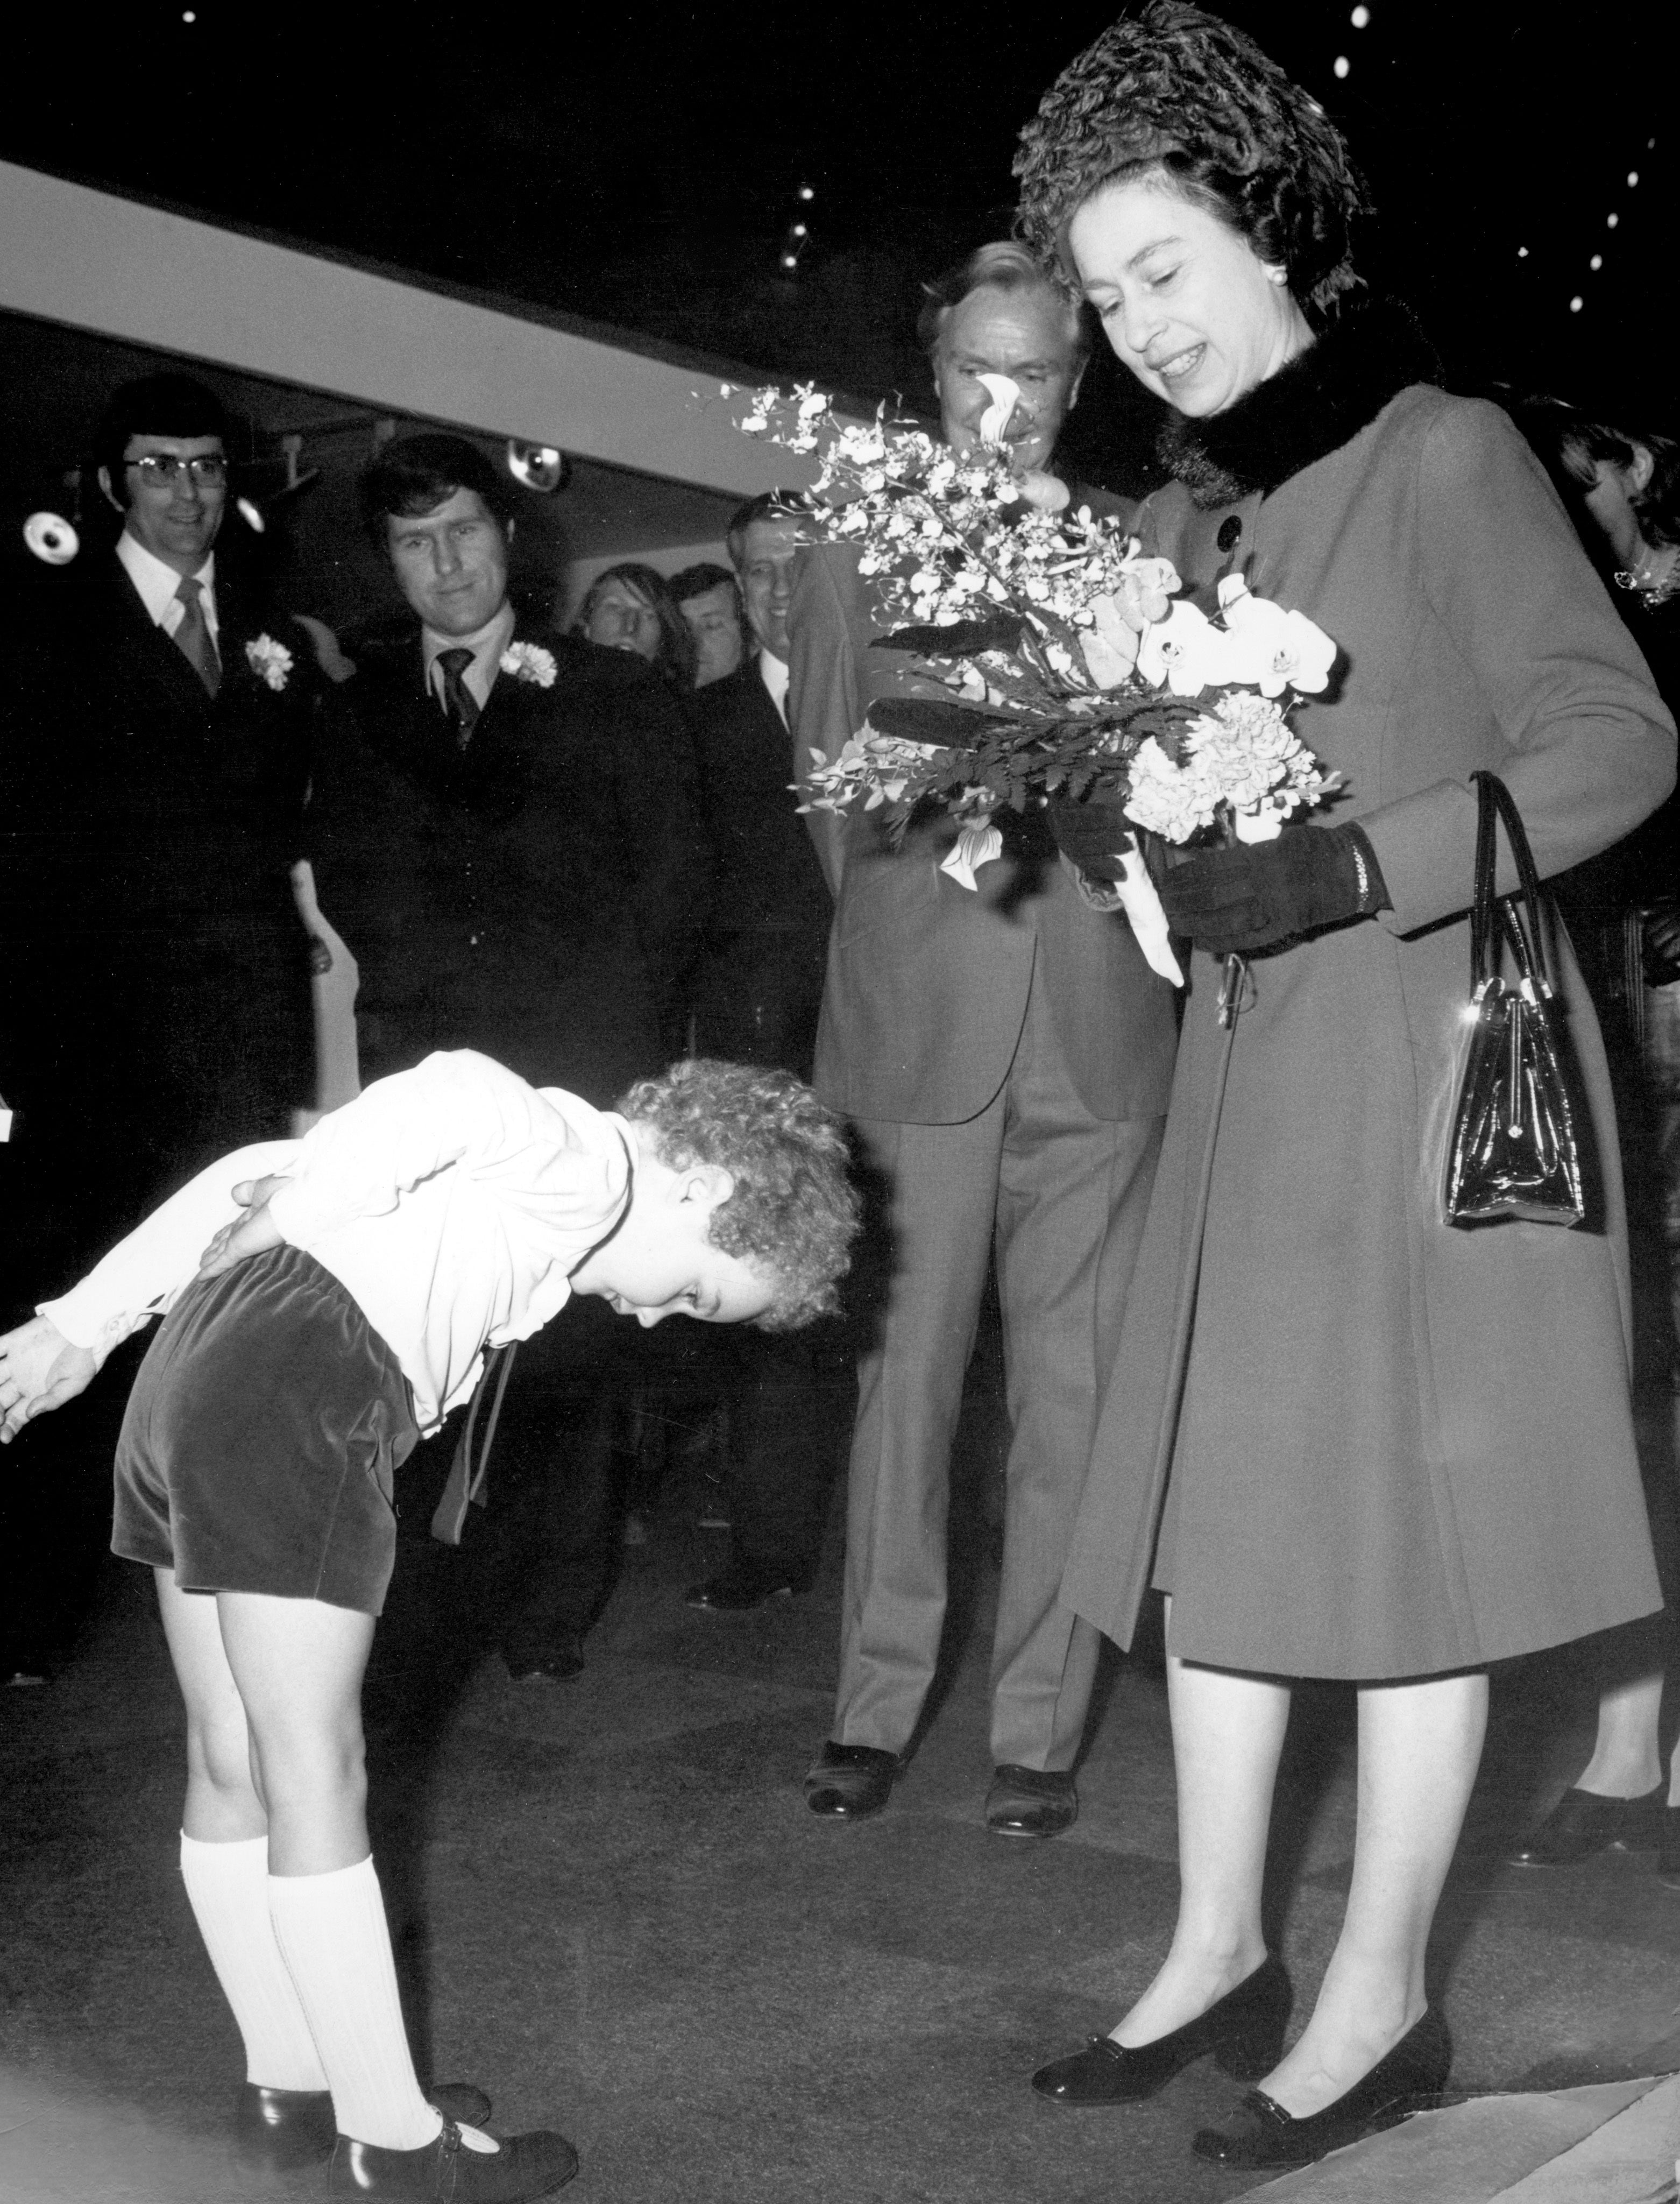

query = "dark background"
[[2, 3, 1671, 492]]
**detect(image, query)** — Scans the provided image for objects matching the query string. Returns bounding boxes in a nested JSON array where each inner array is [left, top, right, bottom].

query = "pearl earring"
[[1266, 266, 1288, 286]]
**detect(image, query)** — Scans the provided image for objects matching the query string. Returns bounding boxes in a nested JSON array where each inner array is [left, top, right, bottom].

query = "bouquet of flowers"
[[726, 375, 1344, 980]]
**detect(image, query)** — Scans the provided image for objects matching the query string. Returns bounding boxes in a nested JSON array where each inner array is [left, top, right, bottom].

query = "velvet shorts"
[[112, 1244, 419, 1615]]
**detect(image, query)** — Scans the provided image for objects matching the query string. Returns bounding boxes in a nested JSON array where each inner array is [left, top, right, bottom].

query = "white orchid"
[[1136, 598, 1238, 696], [974, 373, 1022, 448], [1216, 574, 1337, 696]]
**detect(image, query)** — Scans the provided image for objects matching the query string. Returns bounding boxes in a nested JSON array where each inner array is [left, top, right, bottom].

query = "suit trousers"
[[834, 966, 1164, 1770]]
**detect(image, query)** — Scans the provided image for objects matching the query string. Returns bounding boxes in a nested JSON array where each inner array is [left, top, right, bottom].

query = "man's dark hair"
[[726, 490, 807, 574], [96, 373, 230, 508], [359, 433, 516, 548], [916, 241, 1089, 369], [669, 560, 739, 607]]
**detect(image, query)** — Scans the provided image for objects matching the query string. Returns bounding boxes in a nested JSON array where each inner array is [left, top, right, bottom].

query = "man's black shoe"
[[986, 1764, 1078, 1839], [684, 1563, 798, 1612], [504, 1634, 586, 1683], [804, 1741, 899, 1820]]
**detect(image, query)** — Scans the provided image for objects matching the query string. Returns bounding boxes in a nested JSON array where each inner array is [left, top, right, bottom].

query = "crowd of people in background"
[[1, 3, 1678, 2193]]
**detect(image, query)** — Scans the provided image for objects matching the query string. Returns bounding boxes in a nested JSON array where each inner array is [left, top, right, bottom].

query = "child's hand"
[[0, 1317, 98, 1443], [197, 1176, 290, 1278]]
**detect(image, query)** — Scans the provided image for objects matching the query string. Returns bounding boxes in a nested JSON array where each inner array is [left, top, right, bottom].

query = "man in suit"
[[676, 498, 850, 1614], [306, 433, 710, 1679], [1, 371, 317, 1677], [671, 561, 745, 689], [790, 245, 1180, 1833]]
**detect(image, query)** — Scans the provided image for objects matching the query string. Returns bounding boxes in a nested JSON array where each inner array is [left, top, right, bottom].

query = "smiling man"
[[304, 433, 711, 1684], [784, 249, 1178, 1836], [924, 240, 1090, 475], [0, 370, 318, 1684]]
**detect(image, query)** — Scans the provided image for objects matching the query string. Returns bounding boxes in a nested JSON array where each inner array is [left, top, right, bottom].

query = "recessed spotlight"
[[1607, 213, 1619, 228], [1350, 3, 1370, 23], [1569, 295, 1584, 313], [1517, 245, 1529, 258], [1590, 253, 1603, 271], [1628, 171, 1640, 187], [1332, 54, 1350, 77]]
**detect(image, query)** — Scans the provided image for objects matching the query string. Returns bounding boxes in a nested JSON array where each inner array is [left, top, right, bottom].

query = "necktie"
[[437, 647, 480, 748], [173, 575, 221, 697]]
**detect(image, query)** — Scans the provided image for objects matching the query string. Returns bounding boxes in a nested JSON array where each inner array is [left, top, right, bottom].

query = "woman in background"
[[574, 562, 698, 694]]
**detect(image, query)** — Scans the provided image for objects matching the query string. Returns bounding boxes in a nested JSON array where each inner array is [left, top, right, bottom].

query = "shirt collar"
[[421, 602, 517, 694], [757, 648, 790, 723], [117, 531, 216, 627]]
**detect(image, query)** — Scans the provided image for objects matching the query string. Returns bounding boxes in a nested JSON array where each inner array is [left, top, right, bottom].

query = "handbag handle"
[[1469, 770, 1555, 997]]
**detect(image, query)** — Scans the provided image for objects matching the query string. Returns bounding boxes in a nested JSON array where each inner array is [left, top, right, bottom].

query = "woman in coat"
[[1013, 2, 1676, 2171]]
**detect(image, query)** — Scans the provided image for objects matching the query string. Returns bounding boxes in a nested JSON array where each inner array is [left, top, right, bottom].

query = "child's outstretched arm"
[[0, 1318, 99, 1442]]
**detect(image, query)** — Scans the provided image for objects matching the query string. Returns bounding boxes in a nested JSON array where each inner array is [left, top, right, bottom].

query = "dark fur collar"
[[1158, 298, 1442, 509]]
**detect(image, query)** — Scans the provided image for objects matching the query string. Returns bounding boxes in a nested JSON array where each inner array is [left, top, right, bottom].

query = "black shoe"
[[504, 1635, 586, 1683], [804, 1741, 899, 1820], [684, 1563, 798, 1612], [1658, 1805, 1680, 1888], [1032, 1955, 1291, 2104], [1192, 2006, 1451, 2168], [234, 2082, 492, 2172], [1506, 1783, 1664, 1866], [986, 1765, 1078, 1840], [329, 2118, 577, 2200]]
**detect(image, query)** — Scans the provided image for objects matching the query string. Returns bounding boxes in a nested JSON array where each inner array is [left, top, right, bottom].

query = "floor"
[[3, 1397, 1679, 2204]]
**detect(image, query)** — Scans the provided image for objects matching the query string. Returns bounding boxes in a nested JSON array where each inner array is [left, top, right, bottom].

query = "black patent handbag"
[[1442, 771, 1586, 1228]]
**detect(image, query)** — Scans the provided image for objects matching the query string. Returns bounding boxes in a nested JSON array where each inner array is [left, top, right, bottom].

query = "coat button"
[[1217, 515, 1243, 553]]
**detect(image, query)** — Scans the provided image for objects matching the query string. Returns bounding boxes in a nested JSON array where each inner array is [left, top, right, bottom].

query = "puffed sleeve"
[[1359, 399, 1676, 933]]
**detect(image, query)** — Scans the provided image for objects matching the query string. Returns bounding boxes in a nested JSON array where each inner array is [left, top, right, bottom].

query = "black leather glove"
[[1157, 822, 1389, 955], [1044, 792, 1139, 882]]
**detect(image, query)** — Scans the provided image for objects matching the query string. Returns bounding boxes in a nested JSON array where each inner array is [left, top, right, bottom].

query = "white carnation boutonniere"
[[245, 634, 294, 691], [499, 641, 558, 688]]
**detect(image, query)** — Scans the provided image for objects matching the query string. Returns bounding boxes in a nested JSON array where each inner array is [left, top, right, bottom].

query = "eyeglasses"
[[126, 455, 228, 489]]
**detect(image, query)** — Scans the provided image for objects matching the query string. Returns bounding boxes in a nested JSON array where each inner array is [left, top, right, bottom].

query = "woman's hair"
[[1511, 395, 1680, 552], [1013, 1, 1371, 330], [616, 1059, 861, 1331], [574, 562, 697, 691]]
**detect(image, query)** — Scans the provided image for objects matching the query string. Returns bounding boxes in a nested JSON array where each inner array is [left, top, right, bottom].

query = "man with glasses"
[[0, 372, 318, 1683]]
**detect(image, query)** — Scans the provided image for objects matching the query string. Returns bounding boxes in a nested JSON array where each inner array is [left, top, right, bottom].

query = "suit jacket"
[[306, 626, 709, 1104], [686, 656, 831, 1072], [787, 543, 1179, 1126], [2, 554, 316, 1269]]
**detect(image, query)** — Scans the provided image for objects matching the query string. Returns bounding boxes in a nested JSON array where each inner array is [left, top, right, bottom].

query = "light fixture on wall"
[[507, 440, 568, 493], [23, 511, 79, 564], [23, 465, 83, 564]]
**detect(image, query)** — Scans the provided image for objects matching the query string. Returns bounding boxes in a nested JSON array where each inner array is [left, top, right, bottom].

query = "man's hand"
[[0, 1318, 98, 1443], [198, 1175, 290, 1278]]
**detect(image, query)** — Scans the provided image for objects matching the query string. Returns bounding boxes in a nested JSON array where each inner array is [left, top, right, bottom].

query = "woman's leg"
[[1111, 1656, 1291, 2045], [1576, 1671, 1665, 1797], [1255, 1669, 1487, 2118], [155, 1569, 327, 2091]]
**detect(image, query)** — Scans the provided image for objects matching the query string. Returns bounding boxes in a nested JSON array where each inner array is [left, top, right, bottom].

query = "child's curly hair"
[[1013, 2, 1370, 331], [615, 1059, 861, 1331]]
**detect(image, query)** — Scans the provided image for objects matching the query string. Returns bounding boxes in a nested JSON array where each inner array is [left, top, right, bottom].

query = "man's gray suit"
[[789, 545, 1179, 1771]]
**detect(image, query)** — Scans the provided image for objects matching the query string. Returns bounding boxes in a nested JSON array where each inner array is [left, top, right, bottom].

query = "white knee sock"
[[267, 1856, 441, 2151], [178, 1833, 327, 2092]]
